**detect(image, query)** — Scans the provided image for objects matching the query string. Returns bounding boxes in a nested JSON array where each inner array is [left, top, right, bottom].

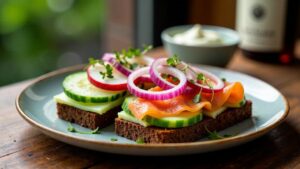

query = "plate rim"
[[15, 65, 290, 149]]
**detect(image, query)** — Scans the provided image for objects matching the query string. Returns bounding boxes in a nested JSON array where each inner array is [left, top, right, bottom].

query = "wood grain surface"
[[0, 48, 300, 169]]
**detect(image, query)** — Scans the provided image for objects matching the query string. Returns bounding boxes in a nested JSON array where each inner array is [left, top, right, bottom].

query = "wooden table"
[[1, 48, 300, 169]]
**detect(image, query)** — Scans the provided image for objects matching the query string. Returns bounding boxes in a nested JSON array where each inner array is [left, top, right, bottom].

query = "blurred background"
[[0, 0, 105, 86], [0, 0, 298, 86]]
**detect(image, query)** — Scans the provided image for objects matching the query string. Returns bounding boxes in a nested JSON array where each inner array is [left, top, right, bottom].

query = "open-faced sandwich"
[[54, 46, 252, 143], [53, 46, 154, 129], [115, 56, 252, 143]]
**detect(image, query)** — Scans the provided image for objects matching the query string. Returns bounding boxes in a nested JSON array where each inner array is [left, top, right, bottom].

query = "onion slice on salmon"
[[127, 67, 187, 100]]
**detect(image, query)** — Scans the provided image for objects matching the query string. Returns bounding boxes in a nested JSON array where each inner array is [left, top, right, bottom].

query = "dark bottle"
[[236, 0, 298, 64]]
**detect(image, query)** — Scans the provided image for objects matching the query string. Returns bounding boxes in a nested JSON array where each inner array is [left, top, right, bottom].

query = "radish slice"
[[186, 66, 224, 93], [87, 63, 128, 91], [127, 67, 187, 100], [102, 53, 154, 77]]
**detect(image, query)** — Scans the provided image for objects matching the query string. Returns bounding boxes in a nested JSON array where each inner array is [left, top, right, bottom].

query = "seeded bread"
[[57, 103, 121, 129], [115, 101, 252, 143]]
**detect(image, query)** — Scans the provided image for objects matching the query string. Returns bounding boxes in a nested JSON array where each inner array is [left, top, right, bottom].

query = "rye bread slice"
[[57, 103, 121, 129], [115, 101, 252, 143]]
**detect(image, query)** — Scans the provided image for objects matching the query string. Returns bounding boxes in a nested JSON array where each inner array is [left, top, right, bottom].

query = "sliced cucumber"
[[54, 92, 124, 114], [204, 98, 247, 119], [122, 96, 135, 115], [118, 111, 149, 127], [63, 72, 127, 103], [143, 113, 203, 128], [226, 98, 246, 108], [203, 107, 227, 119], [121, 96, 203, 128], [239, 98, 247, 107]]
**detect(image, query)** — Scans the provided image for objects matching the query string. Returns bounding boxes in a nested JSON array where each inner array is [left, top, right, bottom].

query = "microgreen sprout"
[[89, 57, 114, 79], [193, 93, 201, 103], [110, 138, 118, 142], [114, 45, 152, 70], [205, 126, 232, 140], [166, 54, 180, 67], [67, 123, 100, 134], [167, 55, 216, 103], [136, 137, 145, 144], [193, 73, 215, 102]]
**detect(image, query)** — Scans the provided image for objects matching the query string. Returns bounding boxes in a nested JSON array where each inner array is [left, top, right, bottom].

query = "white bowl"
[[161, 25, 240, 67]]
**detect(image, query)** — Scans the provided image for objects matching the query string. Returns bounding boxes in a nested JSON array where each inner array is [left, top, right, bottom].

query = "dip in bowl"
[[161, 25, 239, 67]]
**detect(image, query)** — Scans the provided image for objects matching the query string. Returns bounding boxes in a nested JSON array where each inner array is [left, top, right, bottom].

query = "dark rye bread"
[[115, 101, 252, 143], [57, 103, 121, 129]]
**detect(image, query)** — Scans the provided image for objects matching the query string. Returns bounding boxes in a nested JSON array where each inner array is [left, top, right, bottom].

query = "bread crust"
[[115, 101, 252, 143], [57, 103, 121, 129]]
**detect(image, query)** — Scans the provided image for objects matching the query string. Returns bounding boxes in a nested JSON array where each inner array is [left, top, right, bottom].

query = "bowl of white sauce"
[[161, 24, 239, 67]]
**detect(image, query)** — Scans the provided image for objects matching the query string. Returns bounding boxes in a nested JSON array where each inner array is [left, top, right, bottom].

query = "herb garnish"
[[161, 73, 179, 83], [110, 138, 118, 142], [89, 57, 102, 65], [195, 73, 215, 102], [166, 54, 180, 67], [114, 45, 153, 70], [89, 57, 114, 79], [208, 84, 214, 102], [67, 123, 101, 134], [166, 55, 216, 103], [193, 93, 201, 103], [205, 126, 232, 140], [197, 73, 205, 81], [100, 64, 113, 79], [136, 137, 145, 144]]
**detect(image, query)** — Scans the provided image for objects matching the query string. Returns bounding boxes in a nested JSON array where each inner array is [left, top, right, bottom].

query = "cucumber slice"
[[238, 99, 246, 107], [118, 111, 149, 127], [121, 96, 203, 128], [63, 72, 127, 103], [143, 113, 203, 128], [54, 92, 124, 114], [122, 96, 135, 115], [203, 107, 227, 119], [226, 98, 246, 108]]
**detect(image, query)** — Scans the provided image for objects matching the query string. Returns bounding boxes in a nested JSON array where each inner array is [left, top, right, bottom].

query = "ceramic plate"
[[16, 65, 289, 156]]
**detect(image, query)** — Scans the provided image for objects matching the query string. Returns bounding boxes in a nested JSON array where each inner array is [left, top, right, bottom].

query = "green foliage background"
[[0, 0, 105, 86]]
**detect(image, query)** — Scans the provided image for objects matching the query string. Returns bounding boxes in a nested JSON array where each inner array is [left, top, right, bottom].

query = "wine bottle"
[[236, 0, 298, 64]]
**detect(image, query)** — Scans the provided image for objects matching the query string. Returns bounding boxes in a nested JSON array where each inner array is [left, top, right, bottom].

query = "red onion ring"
[[102, 53, 114, 62], [150, 58, 174, 89], [149, 58, 203, 95], [127, 67, 187, 100], [186, 66, 224, 93]]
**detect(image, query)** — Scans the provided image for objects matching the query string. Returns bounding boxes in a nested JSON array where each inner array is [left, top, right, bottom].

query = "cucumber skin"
[[63, 87, 127, 103], [239, 99, 246, 107], [143, 114, 203, 128], [122, 96, 203, 128], [63, 72, 127, 103], [121, 96, 134, 115], [227, 98, 246, 108]]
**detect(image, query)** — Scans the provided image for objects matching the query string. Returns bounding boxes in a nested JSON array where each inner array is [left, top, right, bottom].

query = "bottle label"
[[236, 0, 286, 52]]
